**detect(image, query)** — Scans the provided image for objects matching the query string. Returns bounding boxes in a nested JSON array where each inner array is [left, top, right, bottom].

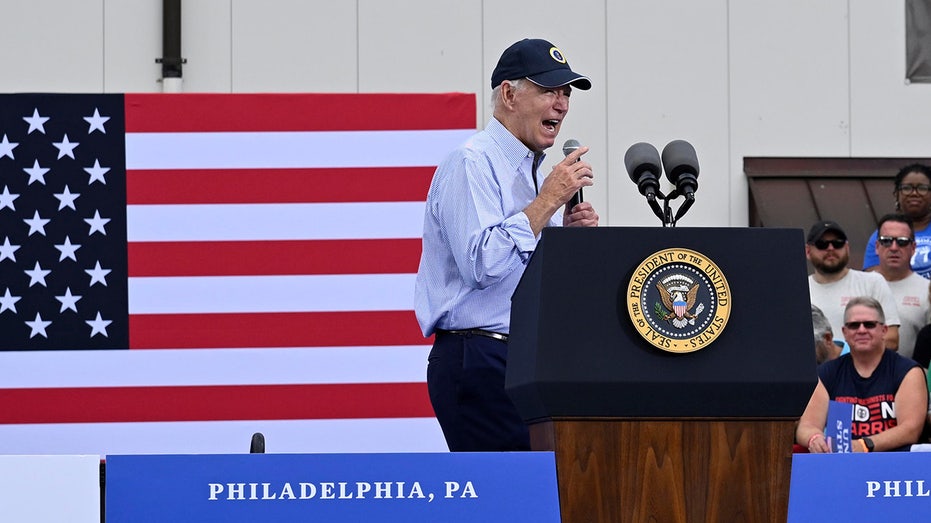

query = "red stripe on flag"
[[124, 93, 476, 132], [128, 239, 422, 277], [0, 383, 434, 424], [126, 167, 434, 205], [129, 311, 430, 349]]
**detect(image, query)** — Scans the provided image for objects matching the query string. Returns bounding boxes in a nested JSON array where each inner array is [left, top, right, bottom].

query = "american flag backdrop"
[[0, 93, 476, 454]]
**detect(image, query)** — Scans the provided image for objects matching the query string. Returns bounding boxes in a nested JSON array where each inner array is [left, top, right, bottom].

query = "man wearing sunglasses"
[[807, 220, 901, 351], [874, 213, 930, 359], [797, 297, 927, 452], [862, 163, 931, 278]]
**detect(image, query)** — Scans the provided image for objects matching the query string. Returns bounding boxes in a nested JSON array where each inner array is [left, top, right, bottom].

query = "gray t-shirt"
[[808, 269, 901, 345], [886, 272, 930, 358]]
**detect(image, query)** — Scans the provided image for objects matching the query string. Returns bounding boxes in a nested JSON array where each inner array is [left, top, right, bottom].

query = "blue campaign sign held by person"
[[826, 400, 854, 453], [105, 452, 561, 523]]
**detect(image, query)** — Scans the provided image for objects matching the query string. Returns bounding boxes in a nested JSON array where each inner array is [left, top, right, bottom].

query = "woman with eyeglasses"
[[863, 163, 931, 278]]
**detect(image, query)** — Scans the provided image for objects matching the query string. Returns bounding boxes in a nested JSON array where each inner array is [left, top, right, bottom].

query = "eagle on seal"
[[657, 282, 700, 328]]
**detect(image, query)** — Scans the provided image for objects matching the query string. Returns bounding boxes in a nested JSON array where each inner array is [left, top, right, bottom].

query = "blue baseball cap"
[[491, 38, 592, 90]]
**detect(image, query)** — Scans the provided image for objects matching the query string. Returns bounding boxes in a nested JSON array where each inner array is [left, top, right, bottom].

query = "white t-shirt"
[[808, 269, 901, 345], [887, 272, 930, 359]]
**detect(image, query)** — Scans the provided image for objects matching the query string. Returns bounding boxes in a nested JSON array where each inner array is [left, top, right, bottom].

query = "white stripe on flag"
[[0, 347, 429, 388], [125, 130, 474, 169], [127, 202, 426, 242], [0, 418, 447, 455], [127, 273, 415, 314]]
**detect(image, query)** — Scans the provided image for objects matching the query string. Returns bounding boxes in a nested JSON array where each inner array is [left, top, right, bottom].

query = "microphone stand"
[[648, 189, 694, 227]]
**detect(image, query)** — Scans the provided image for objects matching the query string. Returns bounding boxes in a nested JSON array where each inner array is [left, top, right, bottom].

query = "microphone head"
[[250, 432, 265, 453], [562, 138, 581, 157], [661, 140, 699, 184], [624, 142, 662, 183]]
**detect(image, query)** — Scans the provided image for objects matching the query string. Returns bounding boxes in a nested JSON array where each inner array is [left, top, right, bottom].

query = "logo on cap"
[[549, 47, 567, 64]]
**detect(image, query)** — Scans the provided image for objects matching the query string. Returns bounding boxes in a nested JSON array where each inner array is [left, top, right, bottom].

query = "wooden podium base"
[[529, 418, 796, 523]]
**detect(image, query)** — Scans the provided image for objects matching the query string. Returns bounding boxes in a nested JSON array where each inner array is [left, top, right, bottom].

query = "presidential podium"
[[506, 227, 817, 523]]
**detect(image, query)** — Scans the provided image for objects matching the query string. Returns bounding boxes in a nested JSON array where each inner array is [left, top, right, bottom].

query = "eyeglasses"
[[877, 236, 913, 247], [843, 321, 883, 330], [811, 239, 847, 250], [897, 183, 931, 196]]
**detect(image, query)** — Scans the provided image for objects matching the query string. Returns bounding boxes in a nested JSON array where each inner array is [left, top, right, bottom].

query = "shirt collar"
[[486, 117, 547, 172]]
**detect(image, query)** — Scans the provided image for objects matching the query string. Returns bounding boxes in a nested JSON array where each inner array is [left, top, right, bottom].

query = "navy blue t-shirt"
[[819, 350, 920, 437]]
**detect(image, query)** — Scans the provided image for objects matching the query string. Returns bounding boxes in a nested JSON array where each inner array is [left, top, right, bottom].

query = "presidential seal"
[[626, 248, 731, 353]]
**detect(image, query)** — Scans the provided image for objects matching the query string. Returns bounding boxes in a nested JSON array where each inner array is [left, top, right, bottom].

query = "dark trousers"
[[427, 331, 531, 452]]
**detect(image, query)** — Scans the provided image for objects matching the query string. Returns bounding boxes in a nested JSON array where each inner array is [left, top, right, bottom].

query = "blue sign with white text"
[[789, 453, 931, 520], [105, 452, 561, 523], [826, 400, 854, 453]]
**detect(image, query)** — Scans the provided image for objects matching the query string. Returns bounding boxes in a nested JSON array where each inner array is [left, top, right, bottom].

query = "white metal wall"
[[2, 0, 929, 227]]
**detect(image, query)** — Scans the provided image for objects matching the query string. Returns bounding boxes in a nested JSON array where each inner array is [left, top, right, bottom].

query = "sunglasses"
[[843, 321, 883, 330], [897, 183, 931, 196], [877, 236, 913, 247], [811, 239, 846, 250]]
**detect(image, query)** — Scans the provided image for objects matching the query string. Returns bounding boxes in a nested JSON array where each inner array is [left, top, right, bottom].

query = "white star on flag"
[[24, 210, 51, 236], [55, 287, 82, 313], [85, 261, 111, 287], [86, 311, 112, 337], [84, 159, 110, 185], [0, 134, 18, 159], [54, 185, 80, 210], [0, 186, 18, 210], [84, 108, 110, 134], [0, 237, 19, 262], [24, 160, 51, 185], [0, 288, 20, 314], [25, 262, 52, 287], [25, 312, 52, 338], [23, 108, 50, 134], [54, 236, 81, 262], [84, 210, 110, 235], [52, 134, 79, 159]]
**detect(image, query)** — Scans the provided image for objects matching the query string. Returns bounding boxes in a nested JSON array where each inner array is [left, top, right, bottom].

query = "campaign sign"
[[826, 400, 854, 453], [788, 453, 931, 520], [105, 452, 560, 522]]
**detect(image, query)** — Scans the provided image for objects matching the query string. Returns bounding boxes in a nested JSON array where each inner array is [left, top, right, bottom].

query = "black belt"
[[436, 329, 509, 343]]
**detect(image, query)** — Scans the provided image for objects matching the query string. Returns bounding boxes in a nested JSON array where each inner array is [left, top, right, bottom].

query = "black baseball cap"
[[491, 39, 592, 90], [807, 220, 847, 243]]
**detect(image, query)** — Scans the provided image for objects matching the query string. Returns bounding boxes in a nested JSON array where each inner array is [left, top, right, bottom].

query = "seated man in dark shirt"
[[797, 296, 927, 452]]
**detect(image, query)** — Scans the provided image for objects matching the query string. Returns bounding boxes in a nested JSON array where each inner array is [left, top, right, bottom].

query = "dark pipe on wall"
[[158, 0, 185, 83]]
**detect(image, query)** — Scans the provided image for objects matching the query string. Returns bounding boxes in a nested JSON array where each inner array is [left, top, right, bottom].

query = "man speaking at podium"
[[415, 38, 599, 451]]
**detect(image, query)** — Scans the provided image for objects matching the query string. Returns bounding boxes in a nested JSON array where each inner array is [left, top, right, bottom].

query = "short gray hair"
[[491, 78, 526, 110], [811, 304, 832, 342], [843, 296, 885, 323]]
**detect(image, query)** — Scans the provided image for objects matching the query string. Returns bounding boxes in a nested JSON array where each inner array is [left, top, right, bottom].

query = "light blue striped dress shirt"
[[414, 117, 563, 336]]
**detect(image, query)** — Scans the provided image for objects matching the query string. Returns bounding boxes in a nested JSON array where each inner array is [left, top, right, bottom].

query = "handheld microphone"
[[250, 432, 265, 453], [624, 142, 662, 201], [562, 139, 583, 209], [661, 140, 699, 201]]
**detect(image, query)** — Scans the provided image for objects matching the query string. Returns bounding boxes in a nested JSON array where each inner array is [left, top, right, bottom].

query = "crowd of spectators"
[[800, 163, 931, 452]]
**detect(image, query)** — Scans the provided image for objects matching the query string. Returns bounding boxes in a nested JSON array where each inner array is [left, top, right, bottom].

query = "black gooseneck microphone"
[[661, 140, 700, 201], [250, 432, 265, 453], [625, 139, 701, 226], [624, 142, 662, 201], [562, 139, 583, 210]]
